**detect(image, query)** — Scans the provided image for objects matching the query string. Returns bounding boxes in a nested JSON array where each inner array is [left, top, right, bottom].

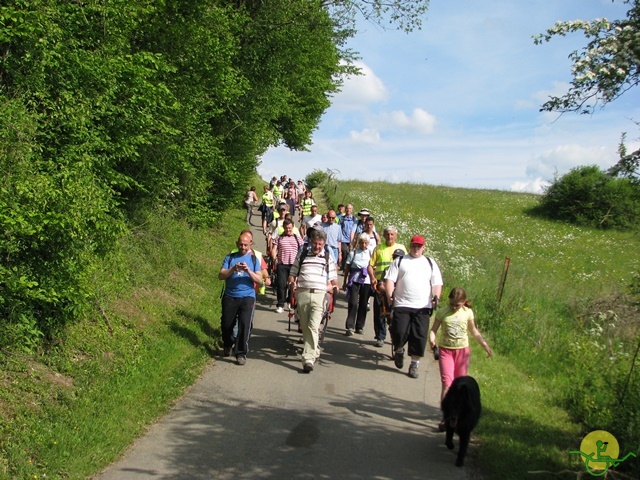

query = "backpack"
[[390, 255, 437, 311], [298, 243, 331, 275], [392, 254, 434, 288]]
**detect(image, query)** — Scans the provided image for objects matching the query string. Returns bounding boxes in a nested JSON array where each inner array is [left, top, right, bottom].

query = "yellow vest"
[[262, 191, 274, 207], [370, 243, 407, 280]]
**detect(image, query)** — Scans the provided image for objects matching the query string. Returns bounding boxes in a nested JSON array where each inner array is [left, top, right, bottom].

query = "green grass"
[[2, 180, 639, 479], [470, 345, 583, 479], [0, 210, 248, 479], [326, 180, 640, 479]]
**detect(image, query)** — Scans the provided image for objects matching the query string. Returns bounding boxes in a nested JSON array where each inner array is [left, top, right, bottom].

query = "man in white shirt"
[[385, 235, 443, 379], [303, 204, 322, 233]]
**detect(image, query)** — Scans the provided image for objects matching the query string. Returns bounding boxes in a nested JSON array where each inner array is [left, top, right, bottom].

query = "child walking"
[[429, 287, 493, 430]]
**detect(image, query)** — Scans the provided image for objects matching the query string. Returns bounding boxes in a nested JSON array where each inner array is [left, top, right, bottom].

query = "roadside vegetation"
[[3, 1, 640, 479], [320, 178, 640, 479], [1, 178, 639, 478], [0, 209, 248, 479]]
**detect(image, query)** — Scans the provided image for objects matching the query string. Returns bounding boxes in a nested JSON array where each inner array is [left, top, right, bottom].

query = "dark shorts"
[[391, 307, 431, 357]]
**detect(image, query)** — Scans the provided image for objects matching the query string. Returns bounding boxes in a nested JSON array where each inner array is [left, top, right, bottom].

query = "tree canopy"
[[534, 0, 640, 115], [535, 0, 640, 188], [0, 0, 430, 349]]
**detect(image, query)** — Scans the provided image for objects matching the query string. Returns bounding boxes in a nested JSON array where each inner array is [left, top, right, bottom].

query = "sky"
[[258, 0, 640, 194]]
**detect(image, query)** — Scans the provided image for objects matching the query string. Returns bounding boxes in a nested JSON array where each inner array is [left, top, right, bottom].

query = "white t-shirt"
[[385, 255, 443, 309], [303, 214, 322, 229]]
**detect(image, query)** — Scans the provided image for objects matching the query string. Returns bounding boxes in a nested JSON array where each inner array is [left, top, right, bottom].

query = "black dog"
[[441, 375, 481, 467]]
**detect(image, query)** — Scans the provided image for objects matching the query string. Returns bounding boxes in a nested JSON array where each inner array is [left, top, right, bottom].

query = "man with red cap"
[[384, 234, 443, 379]]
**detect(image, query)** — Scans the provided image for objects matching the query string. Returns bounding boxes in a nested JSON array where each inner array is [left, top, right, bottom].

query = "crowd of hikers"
[[226, 175, 492, 425]]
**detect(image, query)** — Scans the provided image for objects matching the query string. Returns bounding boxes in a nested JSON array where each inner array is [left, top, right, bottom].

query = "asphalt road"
[[95, 222, 469, 480]]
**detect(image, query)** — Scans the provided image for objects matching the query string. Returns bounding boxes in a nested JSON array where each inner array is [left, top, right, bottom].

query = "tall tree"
[[534, 0, 640, 179]]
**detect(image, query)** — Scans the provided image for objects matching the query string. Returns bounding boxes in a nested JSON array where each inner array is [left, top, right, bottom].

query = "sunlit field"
[[326, 180, 640, 479]]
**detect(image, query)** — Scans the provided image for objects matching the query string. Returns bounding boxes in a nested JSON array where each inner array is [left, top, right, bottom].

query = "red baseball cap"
[[410, 235, 425, 246]]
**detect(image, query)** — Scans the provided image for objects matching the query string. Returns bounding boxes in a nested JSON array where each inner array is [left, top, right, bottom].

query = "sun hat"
[[410, 235, 425, 246], [357, 208, 370, 216]]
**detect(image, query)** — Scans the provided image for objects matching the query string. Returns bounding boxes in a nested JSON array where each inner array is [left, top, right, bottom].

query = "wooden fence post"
[[497, 257, 511, 305]]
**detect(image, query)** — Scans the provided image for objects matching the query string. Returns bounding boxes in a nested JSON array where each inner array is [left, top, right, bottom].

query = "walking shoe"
[[408, 363, 419, 378], [433, 346, 440, 361], [393, 349, 404, 369], [374, 339, 384, 348], [345, 329, 354, 336], [355, 328, 364, 335], [236, 355, 247, 366], [223, 346, 233, 357], [275, 306, 284, 314], [303, 362, 314, 373]]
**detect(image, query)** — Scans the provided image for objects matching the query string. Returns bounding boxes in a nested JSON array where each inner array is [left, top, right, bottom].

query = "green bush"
[[0, 96, 124, 349], [535, 165, 640, 229], [305, 168, 340, 195], [305, 169, 330, 190]]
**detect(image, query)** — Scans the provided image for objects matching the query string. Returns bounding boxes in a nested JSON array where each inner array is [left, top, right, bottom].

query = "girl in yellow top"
[[429, 287, 493, 407]]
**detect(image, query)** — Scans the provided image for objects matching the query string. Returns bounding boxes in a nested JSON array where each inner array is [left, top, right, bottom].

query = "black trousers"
[[340, 242, 350, 271], [276, 263, 292, 307], [221, 295, 255, 357], [372, 290, 389, 341], [391, 307, 431, 357], [345, 283, 371, 331]]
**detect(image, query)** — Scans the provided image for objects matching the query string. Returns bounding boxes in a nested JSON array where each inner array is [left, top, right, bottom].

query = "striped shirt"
[[290, 247, 338, 290], [277, 234, 303, 265]]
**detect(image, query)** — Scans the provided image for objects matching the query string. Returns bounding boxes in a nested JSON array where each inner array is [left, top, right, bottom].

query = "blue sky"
[[259, 0, 640, 193]]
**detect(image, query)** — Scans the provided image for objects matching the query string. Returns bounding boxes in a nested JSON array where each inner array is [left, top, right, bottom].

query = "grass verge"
[[323, 180, 640, 479], [0, 209, 248, 479]]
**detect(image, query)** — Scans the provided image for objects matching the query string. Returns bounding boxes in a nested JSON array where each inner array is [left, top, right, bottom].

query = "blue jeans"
[[327, 246, 339, 264]]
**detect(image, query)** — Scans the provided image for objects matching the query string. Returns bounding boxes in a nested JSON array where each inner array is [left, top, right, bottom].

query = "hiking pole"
[[431, 295, 440, 360]]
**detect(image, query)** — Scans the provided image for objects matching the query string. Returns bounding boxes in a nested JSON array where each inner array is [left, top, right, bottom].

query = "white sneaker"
[[275, 307, 284, 314]]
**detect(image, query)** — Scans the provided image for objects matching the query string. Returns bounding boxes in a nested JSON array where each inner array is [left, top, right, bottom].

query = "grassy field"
[[1, 180, 638, 479], [326, 180, 640, 479]]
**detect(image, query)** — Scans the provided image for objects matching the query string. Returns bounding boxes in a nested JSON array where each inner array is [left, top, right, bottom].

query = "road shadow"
[[101, 390, 459, 480]]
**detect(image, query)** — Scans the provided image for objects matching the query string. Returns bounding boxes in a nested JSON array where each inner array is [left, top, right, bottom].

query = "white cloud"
[[374, 108, 437, 135], [526, 144, 614, 180], [516, 82, 572, 111], [334, 60, 387, 109], [511, 178, 550, 194], [350, 128, 380, 144], [260, 1, 640, 193], [531, 81, 572, 104]]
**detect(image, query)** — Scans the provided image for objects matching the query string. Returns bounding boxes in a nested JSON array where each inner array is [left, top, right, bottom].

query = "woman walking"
[[244, 186, 259, 225], [342, 233, 372, 336]]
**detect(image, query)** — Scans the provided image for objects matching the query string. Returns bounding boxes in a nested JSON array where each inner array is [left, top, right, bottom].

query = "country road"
[[95, 221, 469, 480]]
